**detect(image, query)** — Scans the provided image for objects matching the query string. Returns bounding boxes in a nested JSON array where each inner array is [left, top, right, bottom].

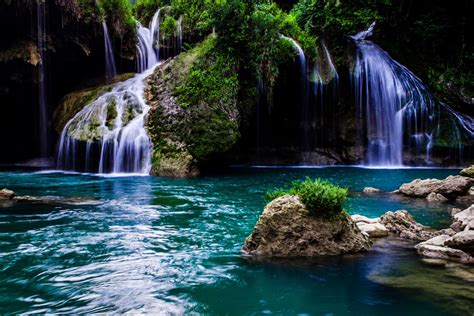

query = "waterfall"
[[353, 38, 404, 165], [102, 21, 117, 82], [136, 10, 160, 73], [149, 8, 161, 60], [57, 10, 162, 174], [283, 36, 309, 149], [313, 42, 339, 146], [352, 22, 470, 166], [177, 16, 183, 53], [37, 1, 49, 158]]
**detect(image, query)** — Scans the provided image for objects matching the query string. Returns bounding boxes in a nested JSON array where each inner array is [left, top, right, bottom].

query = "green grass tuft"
[[266, 178, 348, 217]]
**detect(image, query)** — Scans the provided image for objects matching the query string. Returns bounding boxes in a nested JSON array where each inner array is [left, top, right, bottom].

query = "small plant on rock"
[[266, 177, 348, 217]]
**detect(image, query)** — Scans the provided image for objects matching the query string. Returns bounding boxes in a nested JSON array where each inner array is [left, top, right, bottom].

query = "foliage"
[[210, 0, 314, 102], [148, 36, 240, 162], [133, 0, 168, 24], [170, 0, 214, 35], [173, 36, 239, 109], [266, 177, 348, 217], [161, 15, 178, 37], [289, 0, 384, 65]]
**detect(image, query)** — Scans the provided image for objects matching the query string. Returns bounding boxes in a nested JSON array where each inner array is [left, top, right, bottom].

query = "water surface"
[[0, 167, 471, 314]]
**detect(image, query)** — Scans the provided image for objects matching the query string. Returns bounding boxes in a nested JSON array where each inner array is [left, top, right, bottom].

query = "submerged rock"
[[242, 195, 371, 257], [397, 175, 473, 199]]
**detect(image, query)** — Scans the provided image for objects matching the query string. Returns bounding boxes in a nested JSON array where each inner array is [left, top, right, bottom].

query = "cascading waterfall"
[[283, 36, 309, 148], [149, 8, 161, 60], [37, 0, 49, 158], [177, 16, 183, 54], [136, 10, 160, 73], [57, 10, 163, 174], [312, 42, 339, 146], [102, 21, 117, 82], [352, 22, 471, 166], [353, 40, 404, 165]]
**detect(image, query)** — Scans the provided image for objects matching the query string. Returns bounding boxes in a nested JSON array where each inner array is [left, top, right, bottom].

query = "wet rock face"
[[242, 195, 371, 257], [397, 175, 473, 199]]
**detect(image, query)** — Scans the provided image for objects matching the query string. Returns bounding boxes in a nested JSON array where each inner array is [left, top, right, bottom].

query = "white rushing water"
[[177, 16, 183, 54], [313, 42, 339, 146], [57, 10, 163, 174], [102, 21, 117, 82], [37, 1, 49, 157], [282, 36, 309, 148], [352, 22, 472, 166]]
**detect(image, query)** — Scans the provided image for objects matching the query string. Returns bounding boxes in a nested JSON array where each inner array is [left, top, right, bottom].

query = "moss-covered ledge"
[[145, 36, 240, 178], [53, 73, 135, 134]]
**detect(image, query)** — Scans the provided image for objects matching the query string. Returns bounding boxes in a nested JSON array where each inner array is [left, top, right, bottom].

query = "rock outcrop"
[[352, 210, 437, 241], [397, 175, 473, 199], [415, 204, 474, 264], [145, 37, 240, 177], [242, 195, 371, 257]]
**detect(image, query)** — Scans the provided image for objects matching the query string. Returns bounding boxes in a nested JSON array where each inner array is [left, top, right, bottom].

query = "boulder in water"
[[397, 175, 473, 199], [415, 204, 474, 264], [363, 187, 382, 194], [242, 195, 371, 257]]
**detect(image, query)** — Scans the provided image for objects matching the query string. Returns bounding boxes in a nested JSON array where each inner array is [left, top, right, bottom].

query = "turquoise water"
[[0, 167, 471, 314]]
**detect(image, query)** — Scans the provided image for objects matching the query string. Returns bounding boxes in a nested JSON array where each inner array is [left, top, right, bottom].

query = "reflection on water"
[[0, 167, 468, 314]]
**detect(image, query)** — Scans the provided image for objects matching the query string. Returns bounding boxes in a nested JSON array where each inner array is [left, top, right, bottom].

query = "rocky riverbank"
[[394, 165, 474, 203]]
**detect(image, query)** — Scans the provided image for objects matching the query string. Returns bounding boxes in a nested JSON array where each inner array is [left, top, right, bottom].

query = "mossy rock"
[[460, 165, 474, 178], [145, 37, 240, 177], [54, 73, 135, 134]]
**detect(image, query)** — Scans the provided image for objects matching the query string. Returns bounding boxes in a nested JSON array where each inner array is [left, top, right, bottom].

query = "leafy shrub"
[[266, 178, 348, 217]]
